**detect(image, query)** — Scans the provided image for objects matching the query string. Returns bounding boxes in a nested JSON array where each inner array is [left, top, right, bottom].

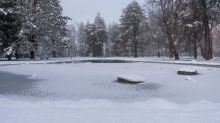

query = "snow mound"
[[191, 60, 197, 63], [118, 74, 145, 83], [0, 98, 219, 123]]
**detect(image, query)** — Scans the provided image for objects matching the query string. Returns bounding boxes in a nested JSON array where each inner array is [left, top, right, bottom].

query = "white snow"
[[186, 24, 193, 27], [178, 67, 197, 72], [0, 57, 220, 123], [0, 8, 7, 15], [185, 76, 197, 82], [118, 74, 145, 82], [191, 60, 197, 63], [0, 98, 219, 123], [4, 47, 12, 55], [32, 74, 37, 78]]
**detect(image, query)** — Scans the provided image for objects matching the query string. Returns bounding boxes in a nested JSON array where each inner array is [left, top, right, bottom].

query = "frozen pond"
[[50, 59, 136, 64], [0, 62, 220, 103], [0, 70, 162, 101], [0, 72, 44, 98]]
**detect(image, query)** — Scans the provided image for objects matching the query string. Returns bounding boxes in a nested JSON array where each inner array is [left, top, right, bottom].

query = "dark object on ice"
[[178, 68, 197, 75], [118, 77, 143, 84], [117, 74, 145, 84], [178, 71, 197, 75]]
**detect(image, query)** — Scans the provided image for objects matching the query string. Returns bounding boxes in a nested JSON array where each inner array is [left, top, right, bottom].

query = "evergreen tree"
[[119, 1, 146, 57], [93, 12, 108, 57], [84, 21, 96, 57], [107, 22, 120, 56], [17, 0, 70, 59], [76, 22, 86, 57], [0, 0, 21, 60], [84, 13, 107, 57]]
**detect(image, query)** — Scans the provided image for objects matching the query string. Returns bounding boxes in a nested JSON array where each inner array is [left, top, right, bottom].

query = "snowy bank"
[[0, 98, 219, 123]]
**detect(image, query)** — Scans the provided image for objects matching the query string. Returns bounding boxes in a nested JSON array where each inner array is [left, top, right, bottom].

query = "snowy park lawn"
[[0, 57, 220, 123]]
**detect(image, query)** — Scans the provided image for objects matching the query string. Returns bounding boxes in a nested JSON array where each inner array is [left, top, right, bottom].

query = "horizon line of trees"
[[67, 0, 220, 60]]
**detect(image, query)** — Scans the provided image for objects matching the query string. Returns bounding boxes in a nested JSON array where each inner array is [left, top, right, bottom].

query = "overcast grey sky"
[[60, 0, 146, 25]]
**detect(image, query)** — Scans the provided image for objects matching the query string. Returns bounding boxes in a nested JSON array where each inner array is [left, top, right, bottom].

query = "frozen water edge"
[[0, 62, 219, 103], [0, 61, 220, 123]]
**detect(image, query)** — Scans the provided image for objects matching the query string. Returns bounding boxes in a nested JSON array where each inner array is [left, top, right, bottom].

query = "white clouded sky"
[[60, 0, 146, 25]]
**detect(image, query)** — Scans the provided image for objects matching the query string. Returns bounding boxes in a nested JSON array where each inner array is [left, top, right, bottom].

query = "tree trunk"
[[194, 32, 197, 59], [30, 0, 37, 59], [171, 47, 179, 60], [15, 51, 19, 59], [158, 41, 160, 57], [92, 39, 96, 57], [134, 29, 137, 58], [201, 0, 211, 60], [52, 51, 56, 57], [8, 54, 11, 61], [30, 51, 35, 59], [30, 34, 35, 59], [193, 0, 197, 59], [168, 33, 179, 60]]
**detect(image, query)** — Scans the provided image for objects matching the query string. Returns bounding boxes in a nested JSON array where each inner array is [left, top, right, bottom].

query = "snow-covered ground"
[[0, 57, 220, 123]]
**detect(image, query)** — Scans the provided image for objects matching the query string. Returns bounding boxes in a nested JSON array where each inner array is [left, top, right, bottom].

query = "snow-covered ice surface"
[[0, 57, 220, 123], [118, 74, 145, 82]]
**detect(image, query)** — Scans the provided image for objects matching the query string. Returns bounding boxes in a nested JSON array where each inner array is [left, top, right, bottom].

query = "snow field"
[[0, 60, 220, 123], [0, 98, 219, 123]]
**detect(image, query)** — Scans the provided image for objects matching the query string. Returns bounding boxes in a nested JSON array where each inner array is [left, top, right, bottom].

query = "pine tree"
[[16, 0, 70, 59], [84, 21, 96, 57], [76, 22, 86, 57], [84, 13, 107, 57], [94, 12, 108, 57], [107, 22, 120, 56], [119, 1, 146, 57], [0, 0, 21, 60]]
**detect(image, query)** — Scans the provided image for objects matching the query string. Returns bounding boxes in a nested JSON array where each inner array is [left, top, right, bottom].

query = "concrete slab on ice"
[[178, 67, 197, 75], [117, 74, 145, 84]]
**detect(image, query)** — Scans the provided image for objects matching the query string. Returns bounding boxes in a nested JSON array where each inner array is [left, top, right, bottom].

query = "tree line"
[[0, 0, 70, 60], [67, 0, 220, 60], [1, 0, 220, 60]]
